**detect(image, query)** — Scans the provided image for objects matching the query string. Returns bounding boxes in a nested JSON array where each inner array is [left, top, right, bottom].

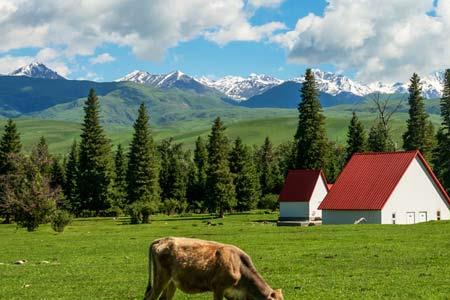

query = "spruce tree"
[[257, 137, 283, 195], [433, 69, 450, 192], [368, 121, 393, 152], [112, 144, 127, 209], [0, 119, 22, 175], [403, 73, 432, 158], [187, 136, 208, 210], [31, 136, 52, 176], [78, 89, 112, 214], [206, 117, 235, 217], [0, 119, 22, 222], [64, 141, 80, 214], [346, 112, 366, 161], [229, 137, 260, 211], [157, 138, 189, 204], [295, 68, 328, 169], [126, 103, 160, 208], [50, 158, 65, 190]]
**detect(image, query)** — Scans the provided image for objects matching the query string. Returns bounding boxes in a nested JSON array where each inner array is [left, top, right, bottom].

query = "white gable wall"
[[381, 157, 450, 224], [309, 176, 328, 219]]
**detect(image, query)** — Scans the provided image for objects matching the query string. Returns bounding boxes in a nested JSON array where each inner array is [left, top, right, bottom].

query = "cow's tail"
[[144, 242, 155, 298]]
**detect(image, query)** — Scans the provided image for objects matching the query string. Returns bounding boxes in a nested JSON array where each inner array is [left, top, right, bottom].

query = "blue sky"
[[0, 0, 449, 83]]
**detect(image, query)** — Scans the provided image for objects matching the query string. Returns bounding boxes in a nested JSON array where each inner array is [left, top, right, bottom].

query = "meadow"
[[1, 108, 442, 154], [1, 213, 450, 299]]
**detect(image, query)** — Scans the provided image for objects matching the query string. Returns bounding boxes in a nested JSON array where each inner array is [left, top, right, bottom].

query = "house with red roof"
[[319, 151, 450, 224], [278, 170, 329, 221]]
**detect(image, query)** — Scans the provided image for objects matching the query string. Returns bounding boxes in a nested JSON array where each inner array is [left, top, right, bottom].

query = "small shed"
[[319, 151, 450, 224], [278, 170, 329, 221]]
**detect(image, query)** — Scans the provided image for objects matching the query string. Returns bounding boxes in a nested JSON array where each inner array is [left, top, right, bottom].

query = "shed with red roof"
[[278, 170, 329, 221], [319, 151, 450, 224]]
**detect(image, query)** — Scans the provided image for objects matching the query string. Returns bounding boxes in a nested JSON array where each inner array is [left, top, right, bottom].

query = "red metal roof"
[[319, 150, 450, 210], [279, 170, 328, 202], [327, 184, 334, 190]]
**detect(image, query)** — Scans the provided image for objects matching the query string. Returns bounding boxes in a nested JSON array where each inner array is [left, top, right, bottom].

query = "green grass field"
[[1, 213, 450, 299]]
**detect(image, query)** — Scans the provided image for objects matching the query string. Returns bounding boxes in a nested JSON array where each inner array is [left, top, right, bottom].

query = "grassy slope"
[[2, 108, 442, 154], [1, 214, 449, 299]]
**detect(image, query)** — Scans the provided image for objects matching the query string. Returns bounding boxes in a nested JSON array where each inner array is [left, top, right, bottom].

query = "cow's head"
[[269, 289, 283, 300]]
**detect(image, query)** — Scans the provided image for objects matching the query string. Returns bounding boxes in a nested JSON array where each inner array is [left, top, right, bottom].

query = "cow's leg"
[[159, 281, 176, 300], [144, 272, 170, 300], [213, 289, 224, 300]]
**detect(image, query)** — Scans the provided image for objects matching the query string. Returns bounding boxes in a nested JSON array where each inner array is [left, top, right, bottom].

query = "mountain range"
[[0, 62, 444, 124], [117, 68, 445, 101]]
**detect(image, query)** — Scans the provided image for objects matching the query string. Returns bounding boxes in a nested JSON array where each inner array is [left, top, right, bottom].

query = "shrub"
[[127, 201, 158, 224], [51, 210, 72, 233], [258, 194, 279, 211]]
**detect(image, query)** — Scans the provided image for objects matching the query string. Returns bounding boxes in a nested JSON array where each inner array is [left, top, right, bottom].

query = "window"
[[392, 213, 396, 224], [437, 211, 441, 221]]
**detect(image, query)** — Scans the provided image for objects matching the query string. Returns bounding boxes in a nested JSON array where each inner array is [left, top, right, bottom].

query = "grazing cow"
[[144, 237, 284, 300]]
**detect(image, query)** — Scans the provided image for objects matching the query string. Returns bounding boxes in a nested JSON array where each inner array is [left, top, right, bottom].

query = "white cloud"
[[0, 0, 285, 62], [272, 0, 450, 82], [89, 53, 116, 65], [0, 55, 34, 74], [248, 0, 285, 8]]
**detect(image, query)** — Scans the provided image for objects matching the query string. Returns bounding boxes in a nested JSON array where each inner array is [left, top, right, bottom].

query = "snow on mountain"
[[9, 62, 65, 80], [118, 68, 445, 100], [292, 69, 372, 97], [197, 74, 283, 101], [117, 70, 214, 94]]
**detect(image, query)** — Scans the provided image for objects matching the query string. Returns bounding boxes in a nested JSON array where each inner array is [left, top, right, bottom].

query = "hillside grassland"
[[0, 107, 443, 154], [1, 213, 450, 299]]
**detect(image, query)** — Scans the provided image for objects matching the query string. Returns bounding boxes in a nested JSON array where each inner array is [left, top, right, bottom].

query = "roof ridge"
[[353, 150, 418, 156]]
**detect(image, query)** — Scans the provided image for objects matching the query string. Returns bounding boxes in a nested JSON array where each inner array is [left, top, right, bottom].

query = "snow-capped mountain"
[[292, 69, 372, 97], [197, 74, 283, 101], [118, 68, 445, 101], [117, 70, 214, 94], [9, 62, 65, 80]]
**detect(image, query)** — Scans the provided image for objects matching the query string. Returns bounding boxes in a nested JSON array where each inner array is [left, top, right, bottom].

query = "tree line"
[[1, 68, 450, 229]]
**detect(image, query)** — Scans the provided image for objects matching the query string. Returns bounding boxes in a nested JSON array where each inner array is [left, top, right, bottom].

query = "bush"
[[258, 194, 279, 211], [127, 201, 158, 224], [51, 210, 72, 233]]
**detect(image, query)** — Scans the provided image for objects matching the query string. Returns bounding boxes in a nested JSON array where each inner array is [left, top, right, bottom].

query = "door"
[[418, 212, 427, 223], [406, 212, 415, 224]]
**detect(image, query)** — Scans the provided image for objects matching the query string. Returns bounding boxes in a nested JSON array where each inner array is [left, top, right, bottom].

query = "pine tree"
[[275, 141, 296, 178], [346, 112, 366, 161], [295, 68, 328, 169], [0, 119, 22, 222], [112, 144, 127, 209], [64, 141, 80, 214], [187, 136, 208, 211], [206, 117, 235, 217], [50, 158, 65, 190], [126, 103, 160, 208], [257, 137, 283, 195], [30, 136, 52, 176], [433, 69, 450, 192], [0, 119, 22, 175], [78, 89, 112, 214], [368, 121, 393, 152], [229, 137, 260, 211], [403, 73, 432, 158], [158, 138, 189, 204]]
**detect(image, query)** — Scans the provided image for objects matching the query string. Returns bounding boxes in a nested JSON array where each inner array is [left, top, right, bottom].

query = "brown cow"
[[143, 237, 284, 300]]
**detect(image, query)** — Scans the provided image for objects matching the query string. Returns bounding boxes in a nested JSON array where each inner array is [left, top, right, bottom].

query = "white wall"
[[279, 202, 309, 220], [309, 176, 328, 219], [322, 210, 381, 224], [381, 157, 450, 224]]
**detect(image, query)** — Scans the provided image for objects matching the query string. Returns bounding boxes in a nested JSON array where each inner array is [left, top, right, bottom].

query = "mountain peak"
[[9, 62, 65, 80]]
